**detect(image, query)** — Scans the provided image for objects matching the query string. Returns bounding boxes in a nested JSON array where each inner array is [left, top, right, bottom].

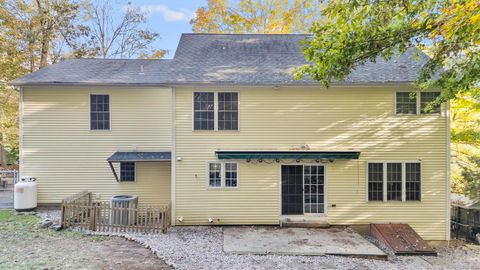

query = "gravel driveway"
[[38, 208, 480, 270]]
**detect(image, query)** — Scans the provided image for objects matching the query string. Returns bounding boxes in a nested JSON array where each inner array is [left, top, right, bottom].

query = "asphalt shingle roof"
[[11, 33, 430, 86], [11, 59, 172, 85]]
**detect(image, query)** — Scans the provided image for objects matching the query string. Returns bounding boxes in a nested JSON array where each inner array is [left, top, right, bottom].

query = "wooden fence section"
[[61, 191, 171, 234]]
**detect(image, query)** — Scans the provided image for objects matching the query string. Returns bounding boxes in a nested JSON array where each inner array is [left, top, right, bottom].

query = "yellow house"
[[12, 34, 450, 241]]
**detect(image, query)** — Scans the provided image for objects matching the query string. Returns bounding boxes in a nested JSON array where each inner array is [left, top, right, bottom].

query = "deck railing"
[[61, 191, 171, 234]]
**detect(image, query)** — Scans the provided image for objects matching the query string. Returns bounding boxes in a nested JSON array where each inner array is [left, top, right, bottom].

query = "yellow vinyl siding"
[[22, 86, 171, 206], [174, 85, 448, 240]]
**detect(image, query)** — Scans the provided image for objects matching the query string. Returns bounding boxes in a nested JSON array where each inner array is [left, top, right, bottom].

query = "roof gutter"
[[11, 81, 416, 88]]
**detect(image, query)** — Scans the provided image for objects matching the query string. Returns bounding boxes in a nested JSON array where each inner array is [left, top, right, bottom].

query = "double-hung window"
[[120, 162, 135, 182], [193, 92, 239, 131], [208, 162, 238, 188], [395, 91, 441, 115], [367, 161, 421, 202], [90, 94, 110, 130], [193, 92, 215, 130]]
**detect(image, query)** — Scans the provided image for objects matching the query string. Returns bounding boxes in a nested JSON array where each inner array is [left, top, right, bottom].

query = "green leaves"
[[296, 0, 480, 106]]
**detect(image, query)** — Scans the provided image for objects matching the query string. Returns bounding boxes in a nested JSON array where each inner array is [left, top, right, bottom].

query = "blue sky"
[[130, 0, 207, 58]]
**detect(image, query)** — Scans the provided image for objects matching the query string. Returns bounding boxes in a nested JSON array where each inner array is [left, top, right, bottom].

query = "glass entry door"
[[281, 165, 325, 215], [303, 165, 325, 214]]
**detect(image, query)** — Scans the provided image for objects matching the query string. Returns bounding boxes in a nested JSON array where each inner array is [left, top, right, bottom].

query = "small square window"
[[120, 162, 135, 182], [396, 92, 417, 114], [421, 92, 441, 114], [208, 162, 238, 188]]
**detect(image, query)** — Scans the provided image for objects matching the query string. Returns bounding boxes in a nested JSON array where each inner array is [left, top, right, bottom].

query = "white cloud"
[[141, 4, 193, 22]]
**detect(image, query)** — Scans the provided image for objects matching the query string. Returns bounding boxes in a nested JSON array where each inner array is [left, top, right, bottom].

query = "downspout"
[[18, 87, 24, 178], [171, 87, 176, 225], [446, 101, 451, 242]]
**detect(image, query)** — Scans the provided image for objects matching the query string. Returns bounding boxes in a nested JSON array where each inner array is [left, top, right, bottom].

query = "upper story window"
[[193, 92, 239, 131], [396, 92, 417, 114], [367, 161, 421, 202], [120, 162, 135, 182], [208, 162, 238, 188], [194, 92, 215, 130], [420, 92, 441, 114], [218, 92, 238, 130], [395, 91, 441, 115], [90, 94, 110, 130]]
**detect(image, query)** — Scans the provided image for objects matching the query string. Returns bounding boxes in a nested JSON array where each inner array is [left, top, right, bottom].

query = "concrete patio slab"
[[223, 226, 386, 258]]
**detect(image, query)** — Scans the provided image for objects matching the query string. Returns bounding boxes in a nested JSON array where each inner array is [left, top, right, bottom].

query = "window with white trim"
[[90, 94, 110, 130], [193, 92, 239, 131], [120, 162, 135, 182], [367, 163, 384, 201], [396, 92, 417, 114], [405, 162, 421, 200], [208, 162, 238, 188], [367, 161, 421, 202], [395, 91, 441, 115], [218, 92, 238, 130], [420, 92, 441, 114], [386, 163, 402, 201], [194, 92, 215, 130]]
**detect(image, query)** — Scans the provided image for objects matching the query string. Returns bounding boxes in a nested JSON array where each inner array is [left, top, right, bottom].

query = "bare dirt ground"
[[0, 210, 172, 270]]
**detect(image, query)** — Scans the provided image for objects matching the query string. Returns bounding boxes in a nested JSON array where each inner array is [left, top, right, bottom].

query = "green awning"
[[215, 150, 360, 160]]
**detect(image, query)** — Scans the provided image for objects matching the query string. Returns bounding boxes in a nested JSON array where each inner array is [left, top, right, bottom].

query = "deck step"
[[280, 216, 329, 228]]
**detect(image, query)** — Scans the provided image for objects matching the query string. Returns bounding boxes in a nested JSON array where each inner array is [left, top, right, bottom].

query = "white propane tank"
[[14, 176, 37, 211]]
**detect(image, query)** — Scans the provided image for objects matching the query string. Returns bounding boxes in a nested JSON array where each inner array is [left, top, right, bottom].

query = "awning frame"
[[107, 151, 171, 182], [215, 150, 361, 161]]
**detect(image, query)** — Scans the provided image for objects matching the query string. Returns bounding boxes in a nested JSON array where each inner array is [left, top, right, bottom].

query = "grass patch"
[[0, 210, 83, 238]]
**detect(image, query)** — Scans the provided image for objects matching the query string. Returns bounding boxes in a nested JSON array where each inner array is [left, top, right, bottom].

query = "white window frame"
[[89, 93, 112, 131], [192, 91, 240, 131], [394, 91, 442, 115], [366, 161, 421, 202], [119, 162, 136, 182], [207, 161, 239, 189]]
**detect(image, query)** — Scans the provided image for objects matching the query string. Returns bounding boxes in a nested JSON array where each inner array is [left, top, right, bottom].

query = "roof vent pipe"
[[139, 65, 145, 75]]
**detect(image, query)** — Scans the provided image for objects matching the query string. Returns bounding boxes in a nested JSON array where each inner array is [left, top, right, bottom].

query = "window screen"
[[218, 92, 238, 130], [209, 163, 221, 187], [368, 163, 384, 201], [396, 92, 417, 114], [90, 94, 110, 130], [421, 92, 441, 114], [387, 163, 402, 201], [120, 162, 135, 182], [194, 92, 214, 130], [406, 163, 421, 201], [225, 163, 238, 187]]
